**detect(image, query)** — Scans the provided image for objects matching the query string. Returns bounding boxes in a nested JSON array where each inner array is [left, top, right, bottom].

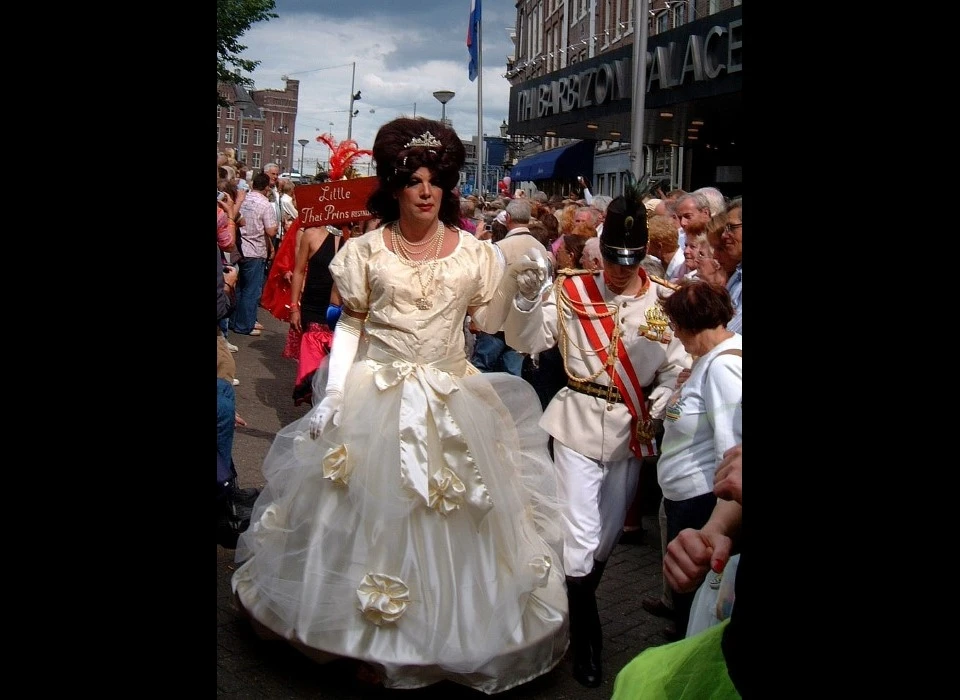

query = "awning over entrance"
[[509, 139, 595, 182]]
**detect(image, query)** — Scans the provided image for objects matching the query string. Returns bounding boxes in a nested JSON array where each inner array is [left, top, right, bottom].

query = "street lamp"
[[298, 139, 309, 177], [347, 61, 362, 140], [273, 123, 290, 170], [433, 90, 455, 125], [234, 92, 253, 162], [630, 0, 650, 183]]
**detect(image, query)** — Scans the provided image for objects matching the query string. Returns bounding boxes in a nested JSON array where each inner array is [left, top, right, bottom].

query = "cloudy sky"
[[237, 0, 517, 174]]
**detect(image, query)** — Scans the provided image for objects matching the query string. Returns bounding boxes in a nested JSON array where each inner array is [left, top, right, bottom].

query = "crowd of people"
[[216, 118, 743, 696]]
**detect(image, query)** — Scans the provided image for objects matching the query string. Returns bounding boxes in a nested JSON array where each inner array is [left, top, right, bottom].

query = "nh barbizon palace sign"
[[510, 6, 741, 127]]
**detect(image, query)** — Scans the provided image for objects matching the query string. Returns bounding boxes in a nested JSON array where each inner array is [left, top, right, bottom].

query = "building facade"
[[216, 77, 301, 174], [506, 0, 742, 197]]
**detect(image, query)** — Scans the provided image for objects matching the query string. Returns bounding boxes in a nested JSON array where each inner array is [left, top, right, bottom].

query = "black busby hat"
[[600, 184, 648, 266]]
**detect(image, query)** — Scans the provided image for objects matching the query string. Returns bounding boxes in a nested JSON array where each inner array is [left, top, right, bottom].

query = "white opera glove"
[[309, 394, 343, 440], [309, 313, 363, 439]]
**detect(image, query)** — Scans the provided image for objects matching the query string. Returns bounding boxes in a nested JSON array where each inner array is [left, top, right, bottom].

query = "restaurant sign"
[[295, 177, 378, 226]]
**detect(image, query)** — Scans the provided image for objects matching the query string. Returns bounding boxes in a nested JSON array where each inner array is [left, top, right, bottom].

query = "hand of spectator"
[[676, 368, 691, 386], [713, 443, 742, 505], [663, 528, 734, 594], [235, 413, 247, 428], [223, 266, 239, 287], [283, 270, 294, 283]]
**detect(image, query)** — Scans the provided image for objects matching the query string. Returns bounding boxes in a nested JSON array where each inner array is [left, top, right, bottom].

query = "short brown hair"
[[662, 279, 734, 332]]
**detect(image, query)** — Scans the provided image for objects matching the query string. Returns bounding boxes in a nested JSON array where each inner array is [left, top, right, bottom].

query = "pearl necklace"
[[391, 221, 445, 310]]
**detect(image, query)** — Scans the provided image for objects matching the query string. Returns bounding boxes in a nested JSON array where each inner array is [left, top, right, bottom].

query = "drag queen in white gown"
[[232, 117, 568, 694]]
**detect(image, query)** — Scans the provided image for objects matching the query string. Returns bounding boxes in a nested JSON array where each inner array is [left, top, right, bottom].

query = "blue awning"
[[509, 140, 595, 182]]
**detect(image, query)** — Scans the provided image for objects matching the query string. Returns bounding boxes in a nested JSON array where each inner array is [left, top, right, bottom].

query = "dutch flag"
[[467, 0, 481, 82]]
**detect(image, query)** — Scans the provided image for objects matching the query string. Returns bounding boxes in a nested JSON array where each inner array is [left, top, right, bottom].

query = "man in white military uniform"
[[503, 188, 691, 688]]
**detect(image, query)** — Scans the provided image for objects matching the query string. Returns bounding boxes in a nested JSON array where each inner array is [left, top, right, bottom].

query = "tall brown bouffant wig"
[[366, 117, 466, 228]]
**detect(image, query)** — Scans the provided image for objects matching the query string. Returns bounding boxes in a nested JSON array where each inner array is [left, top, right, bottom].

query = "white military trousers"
[[553, 440, 641, 577]]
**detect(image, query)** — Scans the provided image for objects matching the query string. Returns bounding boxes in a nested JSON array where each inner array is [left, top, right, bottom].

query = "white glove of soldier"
[[309, 313, 363, 439]]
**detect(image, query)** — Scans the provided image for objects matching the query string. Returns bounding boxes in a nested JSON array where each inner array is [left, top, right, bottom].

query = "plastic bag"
[[685, 554, 739, 638]]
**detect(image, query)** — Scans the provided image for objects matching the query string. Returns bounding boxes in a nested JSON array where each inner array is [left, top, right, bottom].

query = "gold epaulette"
[[556, 267, 595, 277], [649, 275, 680, 291]]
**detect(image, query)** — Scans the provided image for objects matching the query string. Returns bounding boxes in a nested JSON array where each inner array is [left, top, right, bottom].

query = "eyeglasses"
[[723, 223, 743, 233]]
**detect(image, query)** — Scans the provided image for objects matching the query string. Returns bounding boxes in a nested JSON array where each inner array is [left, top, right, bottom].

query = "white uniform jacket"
[[504, 272, 692, 463]]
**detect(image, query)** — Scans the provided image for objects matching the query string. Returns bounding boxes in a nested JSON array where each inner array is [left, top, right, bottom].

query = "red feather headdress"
[[315, 133, 373, 180]]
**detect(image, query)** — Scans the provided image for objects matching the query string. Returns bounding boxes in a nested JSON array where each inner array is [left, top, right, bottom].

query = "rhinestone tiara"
[[403, 131, 442, 149]]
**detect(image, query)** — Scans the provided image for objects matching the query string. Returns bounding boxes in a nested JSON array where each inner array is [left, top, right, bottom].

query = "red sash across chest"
[[561, 274, 657, 458]]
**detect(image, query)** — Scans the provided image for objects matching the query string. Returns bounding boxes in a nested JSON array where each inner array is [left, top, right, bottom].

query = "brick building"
[[217, 77, 300, 174]]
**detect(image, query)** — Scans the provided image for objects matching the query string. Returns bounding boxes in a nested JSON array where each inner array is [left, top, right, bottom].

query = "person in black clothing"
[[288, 224, 345, 405]]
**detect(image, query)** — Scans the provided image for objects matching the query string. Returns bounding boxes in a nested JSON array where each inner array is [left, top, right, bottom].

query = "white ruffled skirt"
[[232, 342, 569, 694]]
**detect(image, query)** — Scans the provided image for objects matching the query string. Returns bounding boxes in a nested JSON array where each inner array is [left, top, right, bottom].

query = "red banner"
[[295, 176, 378, 227]]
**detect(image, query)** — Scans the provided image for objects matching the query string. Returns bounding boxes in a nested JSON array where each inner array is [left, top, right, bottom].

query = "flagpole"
[[476, 14, 484, 198]]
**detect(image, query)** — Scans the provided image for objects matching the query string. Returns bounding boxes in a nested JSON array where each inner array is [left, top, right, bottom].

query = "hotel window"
[[546, 27, 553, 70], [254, 129, 263, 146], [217, 125, 220, 142], [252, 152, 261, 169], [225, 127, 235, 144], [672, 5, 685, 27], [708, 0, 721, 14], [240, 127, 249, 146], [657, 12, 669, 33], [217, 105, 222, 118], [533, 3, 541, 55], [227, 106, 236, 120], [603, 0, 614, 46]]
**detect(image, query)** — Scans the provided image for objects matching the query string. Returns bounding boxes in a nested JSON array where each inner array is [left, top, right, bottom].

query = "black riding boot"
[[566, 559, 607, 688]]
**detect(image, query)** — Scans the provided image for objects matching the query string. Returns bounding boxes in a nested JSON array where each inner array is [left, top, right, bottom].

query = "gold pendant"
[[639, 301, 670, 342], [416, 297, 432, 310]]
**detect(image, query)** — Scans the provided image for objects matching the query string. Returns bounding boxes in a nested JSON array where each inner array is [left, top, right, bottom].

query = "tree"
[[217, 0, 278, 106]]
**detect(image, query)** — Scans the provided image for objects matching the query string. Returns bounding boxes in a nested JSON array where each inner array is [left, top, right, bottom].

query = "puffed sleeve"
[[466, 237, 503, 308], [328, 237, 370, 313]]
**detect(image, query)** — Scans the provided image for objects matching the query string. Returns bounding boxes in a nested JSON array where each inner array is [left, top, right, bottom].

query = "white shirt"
[[727, 265, 742, 334], [665, 247, 686, 281], [656, 334, 742, 501]]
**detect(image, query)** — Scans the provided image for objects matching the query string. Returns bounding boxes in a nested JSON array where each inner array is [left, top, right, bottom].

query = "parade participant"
[[504, 185, 692, 687], [287, 223, 343, 405], [232, 117, 569, 694], [260, 139, 371, 403]]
